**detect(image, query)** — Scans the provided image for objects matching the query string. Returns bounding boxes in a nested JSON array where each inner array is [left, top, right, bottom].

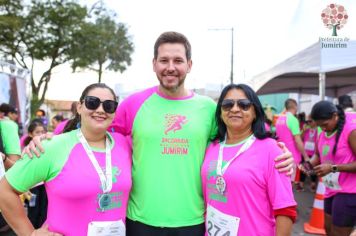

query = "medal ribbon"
[[78, 129, 112, 193], [216, 134, 256, 176]]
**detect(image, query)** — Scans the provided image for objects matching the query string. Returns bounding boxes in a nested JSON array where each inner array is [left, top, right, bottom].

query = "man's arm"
[[275, 142, 294, 176], [294, 134, 310, 162]]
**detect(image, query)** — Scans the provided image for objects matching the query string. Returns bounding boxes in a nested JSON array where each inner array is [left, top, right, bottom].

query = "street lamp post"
[[208, 27, 234, 84]]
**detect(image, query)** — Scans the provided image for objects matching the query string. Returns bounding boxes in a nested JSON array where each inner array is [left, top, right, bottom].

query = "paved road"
[[293, 185, 324, 236], [1, 183, 323, 236]]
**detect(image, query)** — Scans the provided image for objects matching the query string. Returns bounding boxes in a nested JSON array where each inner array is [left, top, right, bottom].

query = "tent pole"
[[319, 73, 326, 100]]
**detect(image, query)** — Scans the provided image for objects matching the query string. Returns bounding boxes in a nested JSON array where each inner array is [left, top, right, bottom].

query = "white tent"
[[250, 40, 356, 99]]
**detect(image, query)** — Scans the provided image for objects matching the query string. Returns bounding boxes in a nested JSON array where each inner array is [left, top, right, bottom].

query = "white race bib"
[[304, 141, 315, 151], [87, 220, 125, 236], [322, 172, 341, 190], [206, 205, 240, 236]]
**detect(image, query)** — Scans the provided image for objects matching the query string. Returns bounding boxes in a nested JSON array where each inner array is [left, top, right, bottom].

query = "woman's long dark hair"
[[311, 100, 345, 155], [214, 83, 268, 142], [62, 83, 117, 133]]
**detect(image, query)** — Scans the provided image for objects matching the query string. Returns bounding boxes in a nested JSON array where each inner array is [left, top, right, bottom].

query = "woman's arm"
[[276, 215, 293, 236], [0, 178, 34, 236]]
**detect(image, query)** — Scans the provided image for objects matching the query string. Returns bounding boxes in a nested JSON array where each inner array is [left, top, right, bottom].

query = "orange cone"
[[304, 179, 326, 235]]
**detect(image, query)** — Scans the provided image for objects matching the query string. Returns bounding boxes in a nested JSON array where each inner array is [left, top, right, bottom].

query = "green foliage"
[[71, 14, 134, 82], [0, 0, 133, 114]]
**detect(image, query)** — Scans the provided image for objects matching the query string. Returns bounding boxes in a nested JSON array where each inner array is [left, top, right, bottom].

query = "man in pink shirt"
[[275, 99, 310, 182]]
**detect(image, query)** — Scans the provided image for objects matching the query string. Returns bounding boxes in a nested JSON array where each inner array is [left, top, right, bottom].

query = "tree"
[[0, 0, 87, 114], [321, 4, 348, 37], [71, 14, 134, 83]]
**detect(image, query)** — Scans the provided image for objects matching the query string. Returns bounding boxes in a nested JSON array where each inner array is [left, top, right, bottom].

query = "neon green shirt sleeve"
[[0, 120, 21, 155], [6, 132, 77, 193], [286, 113, 301, 136]]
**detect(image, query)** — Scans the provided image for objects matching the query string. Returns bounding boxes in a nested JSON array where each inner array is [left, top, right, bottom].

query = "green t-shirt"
[[286, 112, 301, 136], [0, 119, 21, 156], [114, 87, 217, 227]]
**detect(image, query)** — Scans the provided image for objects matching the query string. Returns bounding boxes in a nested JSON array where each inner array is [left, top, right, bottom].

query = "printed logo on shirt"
[[160, 113, 190, 156], [164, 114, 188, 135], [322, 144, 330, 156], [102, 166, 121, 183], [206, 160, 227, 203]]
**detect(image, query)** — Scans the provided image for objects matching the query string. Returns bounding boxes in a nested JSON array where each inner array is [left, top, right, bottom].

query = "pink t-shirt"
[[7, 130, 132, 235], [303, 127, 318, 157], [53, 119, 69, 135], [201, 138, 296, 236], [318, 112, 356, 198], [275, 113, 301, 164]]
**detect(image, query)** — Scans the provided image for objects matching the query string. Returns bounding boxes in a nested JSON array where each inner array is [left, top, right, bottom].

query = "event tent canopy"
[[250, 40, 356, 98]]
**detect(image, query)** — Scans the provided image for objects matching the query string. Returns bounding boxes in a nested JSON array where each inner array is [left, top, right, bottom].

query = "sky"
[[43, 0, 356, 101]]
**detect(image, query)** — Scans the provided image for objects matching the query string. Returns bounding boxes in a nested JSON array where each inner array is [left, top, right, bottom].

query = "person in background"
[[299, 115, 320, 192], [338, 94, 355, 112], [302, 101, 356, 236], [0, 103, 21, 169], [202, 84, 296, 236], [0, 83, 132, 235], [7, 106, 19, 123], [35, 109, 48, 128], [275, 99, 310, 185], [53, 102, 77, 135], [51, 114, 65, 132]]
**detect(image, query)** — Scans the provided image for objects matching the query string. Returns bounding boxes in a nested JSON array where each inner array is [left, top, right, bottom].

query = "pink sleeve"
[[20, 135, 28, 149], [109, 86, 157, 135], [266, 140, 297, 210]]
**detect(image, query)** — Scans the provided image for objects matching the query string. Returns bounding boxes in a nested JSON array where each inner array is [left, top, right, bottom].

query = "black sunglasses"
[[83, 96, 118, 114], [221, 99, 253, 111]]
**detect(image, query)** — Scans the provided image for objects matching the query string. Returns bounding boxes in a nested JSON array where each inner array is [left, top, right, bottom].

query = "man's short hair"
[[0, 103, 17, 116], [154, 31, 192, 60], [285, 98, 297, 110]]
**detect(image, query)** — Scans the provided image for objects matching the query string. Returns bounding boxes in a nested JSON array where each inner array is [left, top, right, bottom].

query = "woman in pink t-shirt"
[[201, 84, 296, 236], [0, 83, 131, 236], [306, 101, 356, 236]]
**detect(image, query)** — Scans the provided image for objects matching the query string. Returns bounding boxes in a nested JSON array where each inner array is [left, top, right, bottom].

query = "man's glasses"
[[221, 99, 253, 111], [83, 96, 118, 114]]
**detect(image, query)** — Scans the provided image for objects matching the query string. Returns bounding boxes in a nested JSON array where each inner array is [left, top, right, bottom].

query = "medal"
[[216, 175, 226, 194], [216, 134, 256, 195], [99, 193, 111, 211], [78, 130, 113, 212]]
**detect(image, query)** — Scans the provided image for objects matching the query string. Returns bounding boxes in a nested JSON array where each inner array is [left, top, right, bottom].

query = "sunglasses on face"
[[221, 99, 253, 111], [83, 96, 118, 114]]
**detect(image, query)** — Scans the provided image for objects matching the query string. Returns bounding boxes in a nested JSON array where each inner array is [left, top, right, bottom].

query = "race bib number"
[[206, 205, 240, 236], [87, 220, 125, 236], [322, 172, 341, 190], [304, 141, 315, 151]]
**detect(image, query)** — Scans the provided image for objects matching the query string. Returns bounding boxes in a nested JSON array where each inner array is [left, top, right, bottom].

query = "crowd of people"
[[0, 31, 355, 236]]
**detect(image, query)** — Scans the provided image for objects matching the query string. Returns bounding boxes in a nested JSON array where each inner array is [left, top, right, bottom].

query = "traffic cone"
[[304, 179, 326, 235]]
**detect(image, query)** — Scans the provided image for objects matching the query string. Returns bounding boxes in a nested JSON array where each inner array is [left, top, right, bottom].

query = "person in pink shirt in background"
[[302, 100, 356, 236], [275, 99, 310, 186], [202, 84, 296, 236], [299, 116, 320, 192], [53, 102, 78, 135]]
